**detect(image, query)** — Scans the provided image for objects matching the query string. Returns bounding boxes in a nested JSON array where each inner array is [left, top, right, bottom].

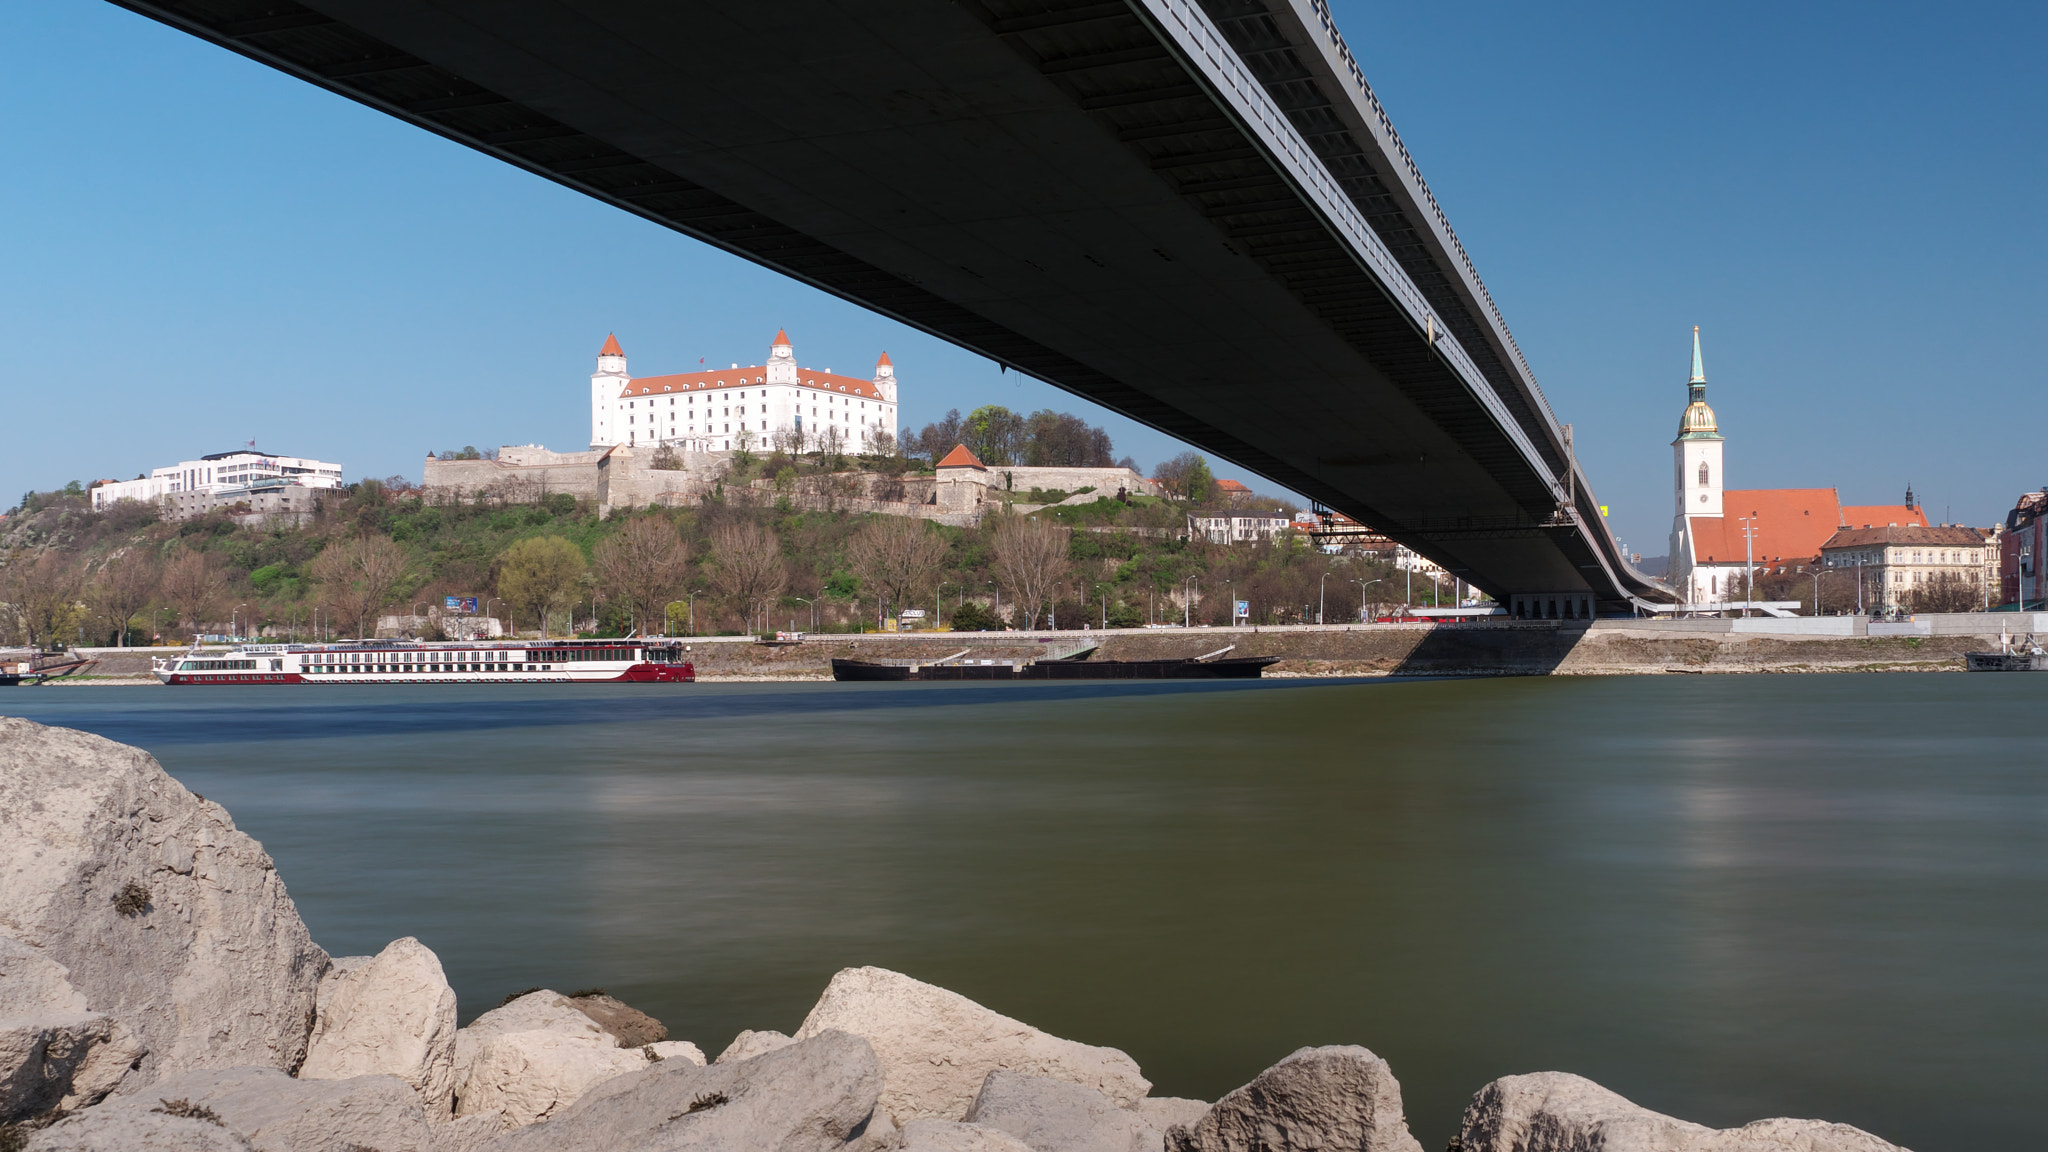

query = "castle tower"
[[590, 333, 628, 449], [765, 328, 797, 385], [872, 351, 897, 403]]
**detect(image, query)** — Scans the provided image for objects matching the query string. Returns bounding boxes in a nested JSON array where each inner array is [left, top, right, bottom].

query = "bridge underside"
[[118, 0, 1668, 608]]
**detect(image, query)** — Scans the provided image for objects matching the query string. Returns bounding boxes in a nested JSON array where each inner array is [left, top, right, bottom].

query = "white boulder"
[[298, 937, 458, 1114], [0, 719, 326, 1083], [794, 967, 1149, 1123], [1130, 1099, 1210, 1132], [885, 1119, 1037, 1152], [82, 1065, 432, 1152], [451, 1027, 645, 1127], [24, 1106, 255, 1151], [1, 935, 142, 1116], [1165, 1045, 1421, 1152], [715, 1028, 794, 1064], [1453, 1072, 1909, 1152], [964, 1069, 1162, 1152], [644, 1040, 706, 1065]]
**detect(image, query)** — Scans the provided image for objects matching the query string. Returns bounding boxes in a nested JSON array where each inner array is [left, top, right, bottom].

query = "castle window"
[[1697, 462, 1709, 486]]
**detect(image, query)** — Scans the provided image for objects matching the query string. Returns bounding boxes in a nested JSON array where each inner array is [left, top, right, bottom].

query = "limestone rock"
[[1, 936, 143, 1118], [964, 1069, 1160, 1152], [715, 1028, 794, 1064], [1452, 1072, 1909, 1152], [479, 1028, 883, 1152], [1, 1013, 144, 1120], [429, 1109, 507, 1152], [1130, 1099, 1209, 1133], [451, 1028, 646, 1127], [885, 1118, 1037, 1152], [1166, 1046, 1421, 1152], [24, 1106, 255, 1152], [644, 1040, 706, 1065], [794, 967, 1149, 1122], [567, 993, 667, 1048], [298, 937, 459, 1114], [465, 991, 613, 1043], [0, 719, 326, 1083], [86, 1065, 432, 1152]]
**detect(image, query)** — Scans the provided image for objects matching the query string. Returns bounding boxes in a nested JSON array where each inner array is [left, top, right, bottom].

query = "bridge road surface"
[[115, 0, 1673, 614]]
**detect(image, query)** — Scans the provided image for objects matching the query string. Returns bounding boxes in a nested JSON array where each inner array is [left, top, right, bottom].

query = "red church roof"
[[1688, 489, 1928, 564], [876, 351, 892, 367], [937, 444, 987, 470], [599, 333, 623, 356], [772, 329, 791, 346]]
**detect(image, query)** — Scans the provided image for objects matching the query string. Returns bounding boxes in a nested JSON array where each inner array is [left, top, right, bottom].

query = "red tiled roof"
[[772, 329, 791, 345], [937, 444, 987, 470], [1687, 489, 1928, 564], [1213, 479, 1252, 493], [876, 351, 892, 367], [599, 333, 623, 357], [619, 366, 885, 399]]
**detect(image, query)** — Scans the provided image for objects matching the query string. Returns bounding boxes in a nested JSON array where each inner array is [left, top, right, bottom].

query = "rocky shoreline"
[[2, 716, 1912, 1151]]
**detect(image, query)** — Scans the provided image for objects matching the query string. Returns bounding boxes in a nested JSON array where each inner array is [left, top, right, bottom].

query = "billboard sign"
[[1234, 600, 1249, 619], [899, 609, 927, 619], [445, 596, 479, 614]]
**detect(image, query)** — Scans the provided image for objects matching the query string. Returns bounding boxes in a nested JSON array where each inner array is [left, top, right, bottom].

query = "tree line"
[[0, 477, 1416, 647]]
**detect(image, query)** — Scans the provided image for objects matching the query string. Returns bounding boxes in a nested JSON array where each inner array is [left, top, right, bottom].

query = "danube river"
[[9, 674, 2041, 1150]]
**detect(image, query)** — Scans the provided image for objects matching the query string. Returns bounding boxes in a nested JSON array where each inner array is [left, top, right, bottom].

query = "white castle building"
[[590, 330, 899, 453], [90, 449, 345, 511]]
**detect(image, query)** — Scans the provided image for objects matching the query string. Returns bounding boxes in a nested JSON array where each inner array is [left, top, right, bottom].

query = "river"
[[7, 674, 2041, 1150]]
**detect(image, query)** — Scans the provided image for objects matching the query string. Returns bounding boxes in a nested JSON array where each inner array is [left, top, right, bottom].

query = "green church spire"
[[1690, 325, 1705, 384]]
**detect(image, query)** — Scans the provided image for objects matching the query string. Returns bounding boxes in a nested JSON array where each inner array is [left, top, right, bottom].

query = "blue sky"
[[2, 2, 2041, 556]]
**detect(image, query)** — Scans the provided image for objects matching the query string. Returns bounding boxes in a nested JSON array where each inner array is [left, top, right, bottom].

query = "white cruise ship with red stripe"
[[152, 640, 694, 685]]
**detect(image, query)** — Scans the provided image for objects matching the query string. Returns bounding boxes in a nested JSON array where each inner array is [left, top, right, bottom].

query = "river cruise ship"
[[152, 640, 694, 685]]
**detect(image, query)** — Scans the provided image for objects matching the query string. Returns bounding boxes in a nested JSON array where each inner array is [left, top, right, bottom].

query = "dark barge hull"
[[831, 656, 1279, 682]]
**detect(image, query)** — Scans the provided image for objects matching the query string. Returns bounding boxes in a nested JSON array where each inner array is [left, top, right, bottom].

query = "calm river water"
[[7, 674, 2043, 1150]]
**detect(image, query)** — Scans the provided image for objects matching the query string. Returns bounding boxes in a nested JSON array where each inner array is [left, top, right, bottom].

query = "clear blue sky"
[[3, 2, 2041, 556]]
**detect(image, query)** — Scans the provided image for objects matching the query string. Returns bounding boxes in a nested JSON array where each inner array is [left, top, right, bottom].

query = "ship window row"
[[180, 659, 257, 671], [302, 661, 546, 674]]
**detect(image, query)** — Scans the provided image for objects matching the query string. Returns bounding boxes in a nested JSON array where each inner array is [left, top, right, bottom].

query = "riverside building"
[[591, 330, 898, 453], [1665, 328, 1924, 605], [1818, 525, 1993, 610]]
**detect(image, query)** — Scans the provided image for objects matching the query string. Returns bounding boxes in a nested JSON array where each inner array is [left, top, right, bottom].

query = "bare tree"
[[707, 523, 786, 633], [593, 516, 691, 634], [1, 550, 83, 647], [845, 515, 949, 624], [312, 534, 412, 639], [87, 550, 160, 646], [160, 548, 230, 641], [1908, 572, 1985, 614], [497, 536, 587, 638], [988, 513, 1070, 629]]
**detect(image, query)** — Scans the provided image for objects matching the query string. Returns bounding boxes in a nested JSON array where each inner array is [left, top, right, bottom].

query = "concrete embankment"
[[43, 613, 2032, 684]]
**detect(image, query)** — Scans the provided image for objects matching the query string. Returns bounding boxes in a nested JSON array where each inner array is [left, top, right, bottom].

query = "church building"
[[590, 330, 899, 454], [1666, 328, 1924, 605]]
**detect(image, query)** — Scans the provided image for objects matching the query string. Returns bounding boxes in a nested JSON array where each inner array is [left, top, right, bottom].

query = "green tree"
[[497, 536, 587, 638]]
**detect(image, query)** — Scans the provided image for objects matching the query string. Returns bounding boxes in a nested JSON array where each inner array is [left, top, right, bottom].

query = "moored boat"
[[152, 639, 694, 685], [1964, 628, 2048, 672]]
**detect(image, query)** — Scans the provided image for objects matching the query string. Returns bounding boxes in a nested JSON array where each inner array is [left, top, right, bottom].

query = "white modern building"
[[590, 330, 898, 453], [90, 450, 345, 511]]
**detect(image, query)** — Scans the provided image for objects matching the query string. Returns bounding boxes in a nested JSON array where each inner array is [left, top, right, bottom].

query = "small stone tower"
[[872, 351, 898, 403], [590, 333, 629, 449]]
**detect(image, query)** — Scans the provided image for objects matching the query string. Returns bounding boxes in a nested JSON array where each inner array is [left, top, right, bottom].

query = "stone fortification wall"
[[985, 465, 1158, 497], [424, 455, 602, 502]]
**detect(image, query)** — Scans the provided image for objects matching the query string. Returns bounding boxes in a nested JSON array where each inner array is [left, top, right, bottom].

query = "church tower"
[[1668, 327, 1723, 596], [765, 329, 798, 385], [590, 333, 628, 449]]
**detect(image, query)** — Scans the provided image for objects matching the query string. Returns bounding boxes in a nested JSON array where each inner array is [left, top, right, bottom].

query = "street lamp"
[[232, 603, 248, 642], [935, 583, 951, 631], [1354, 577, 1382, 623], [412, 602, 428, 639], [794, 596, 816, 632], [488, 597, 508, 640], [1318, 571, 1330, 625], [687, 589, 704, 636], [1184, 575, 1198, 627]]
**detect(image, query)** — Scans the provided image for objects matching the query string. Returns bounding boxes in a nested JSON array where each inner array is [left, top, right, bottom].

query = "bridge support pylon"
[[1508, 592, 1597, 621]]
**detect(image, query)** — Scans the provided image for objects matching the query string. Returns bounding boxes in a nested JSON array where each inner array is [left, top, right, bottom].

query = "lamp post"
[[988, 580, 1001, 628], [1184, 575, 1197, 627], [935, 583, 951, 632], [1354, 577, 1382, 623], [1224, 580, 1235, 627], [232, 603, 248, 642], [412, 602, 428, 639], [488, 597, 508, 640], [688, 589, 704, 636], [1318, 571, 1330, 625], [794, 596, 816, 632]]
